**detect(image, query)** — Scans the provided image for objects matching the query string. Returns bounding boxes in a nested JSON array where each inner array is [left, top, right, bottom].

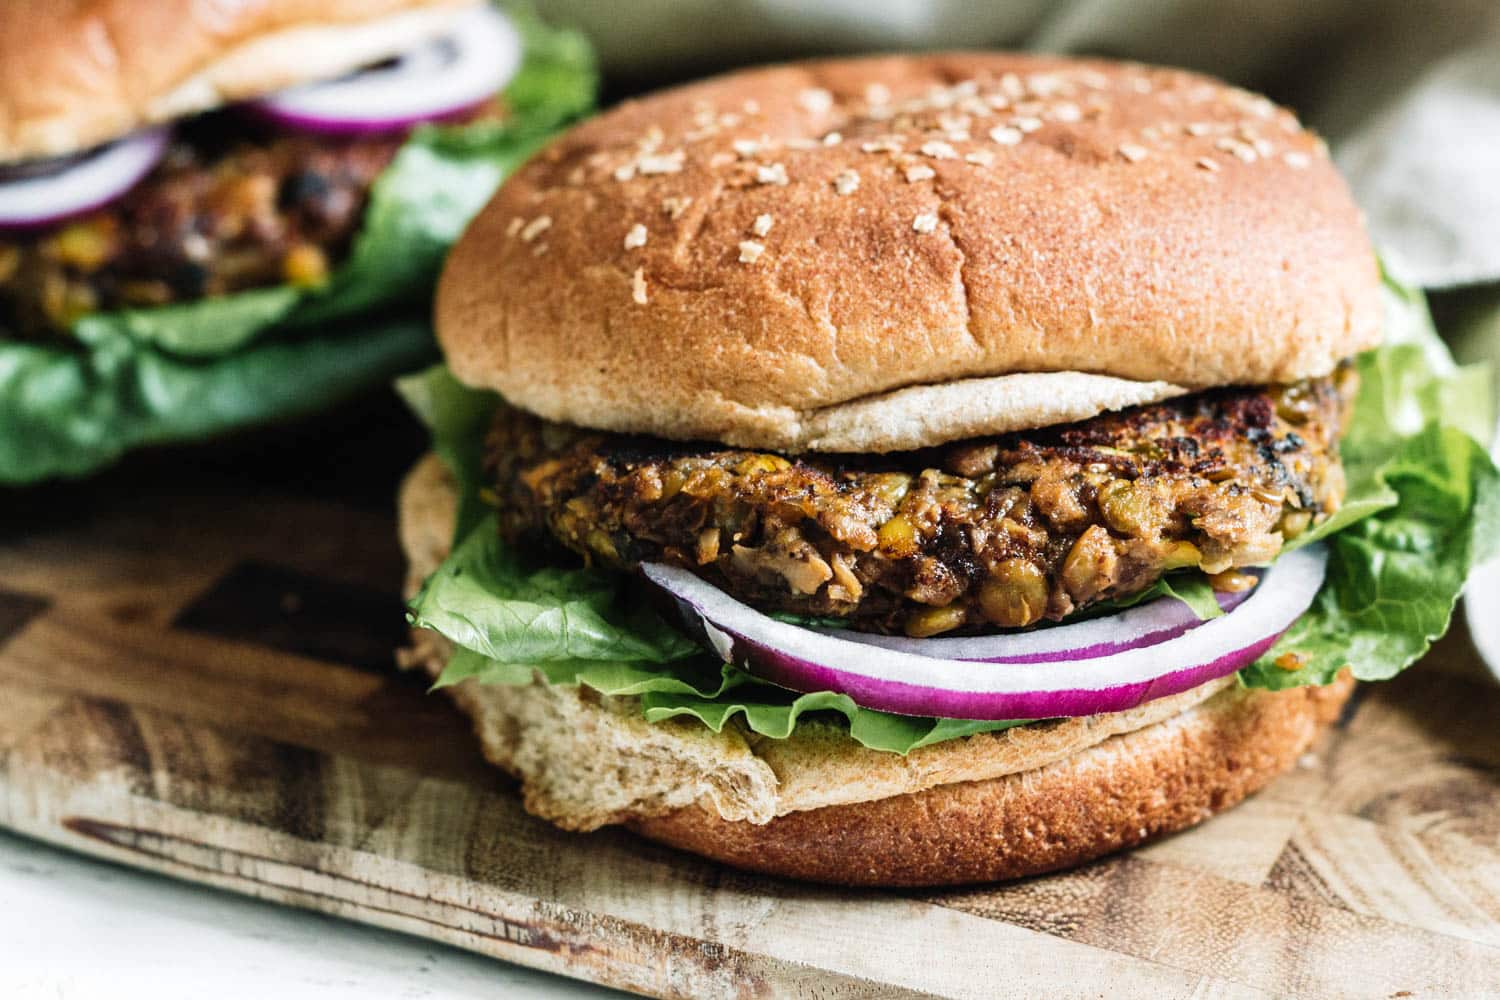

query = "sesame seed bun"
[[399, 452, 1353, 886], [437, 53, 1381, 453], [0, 0, 477, 163]]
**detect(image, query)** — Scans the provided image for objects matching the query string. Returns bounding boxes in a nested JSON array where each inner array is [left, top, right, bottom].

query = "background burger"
[[0, 0, 593, 483], [400, 54, 1499, 886]]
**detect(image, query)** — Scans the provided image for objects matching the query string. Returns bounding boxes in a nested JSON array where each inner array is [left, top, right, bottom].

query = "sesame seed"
[[638, 151, 685, 175], [506, 216, 524, 238], [833, 169, 860, 195], [708, 152, 736, 168], [613, 163, 637, 182], [755, 162, 789, 186], [865, 83, 892, 106], [1117, 143, 1148, 163], [919, 140, 958, 160], [743, 99, 761, 115], [861, 138, 904, 154], [1012, 116, 1043, 133], [964, 150, 996, 167], [798, 88, 834, 114], [624, 223, 648, 250], [823, 131, 843, 146], [752, 213, 774, 237], [903, 163, 937, 182], [662, 195, 693, 218], [1283, 151, 1311, 169], [1196, 156, 1221, 173], [732, 138, 761, 158], [531, 242, 548, 256], [738, 240, 765, 264], [912, 211, 940, 234], [1231, 144, 1257, 163], [785, 137, 820, 151], [1185, 122, 1214, 137], [520, 215, 552, 242], [631, 268, 648, 304], [1051, 102, 1082, 123], [938, 112, 971, 134], [989, 125, 1022, 146]]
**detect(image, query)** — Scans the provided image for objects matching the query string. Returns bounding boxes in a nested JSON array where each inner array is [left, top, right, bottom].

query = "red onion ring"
[[642, 546, 1326, 721], [0, 127, 170, 232], [250, 6, 521, 135]]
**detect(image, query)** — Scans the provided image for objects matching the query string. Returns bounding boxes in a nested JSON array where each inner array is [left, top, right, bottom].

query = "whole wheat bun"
[[399, 453, 1353, 886], [0, 0, 477, 163], [436, 52, 1382, 453]]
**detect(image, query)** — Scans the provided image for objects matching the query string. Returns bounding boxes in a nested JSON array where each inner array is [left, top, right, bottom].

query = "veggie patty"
[[488, 371, 1353, 636]]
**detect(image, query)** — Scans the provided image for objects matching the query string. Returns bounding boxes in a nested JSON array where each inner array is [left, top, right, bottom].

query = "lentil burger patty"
[[491, 371, 1352, 637], [0, 116, 407, 338]]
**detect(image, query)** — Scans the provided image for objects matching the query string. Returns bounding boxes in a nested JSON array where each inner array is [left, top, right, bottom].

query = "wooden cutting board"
[[2, 403, 1499, 999]]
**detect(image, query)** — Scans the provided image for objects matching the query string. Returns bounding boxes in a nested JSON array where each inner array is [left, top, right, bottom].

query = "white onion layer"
[[0, 128, 170, 231], [252, 6, 521, 133], [643, 545, 1327, 720]]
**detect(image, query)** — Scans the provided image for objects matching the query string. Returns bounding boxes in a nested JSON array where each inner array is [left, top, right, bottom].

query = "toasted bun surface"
[[400, 453, 1352, 885], [0, 0, 476, 163], [437, 52, 1381, 453]]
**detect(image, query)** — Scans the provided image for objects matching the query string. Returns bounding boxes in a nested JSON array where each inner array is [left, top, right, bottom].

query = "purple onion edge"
[[741, 629, 1285, 721]]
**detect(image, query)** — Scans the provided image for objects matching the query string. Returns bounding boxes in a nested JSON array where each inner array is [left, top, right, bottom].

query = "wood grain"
[[2, 459, 1498, 999]]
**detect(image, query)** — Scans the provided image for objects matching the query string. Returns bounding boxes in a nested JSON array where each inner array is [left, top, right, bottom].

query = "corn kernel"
[[50, 220, 115, 271], [0, 245, 20, 283], [877, 514, 918, 558], [734, 454, 791, 476], [282, 244, 329, 288]]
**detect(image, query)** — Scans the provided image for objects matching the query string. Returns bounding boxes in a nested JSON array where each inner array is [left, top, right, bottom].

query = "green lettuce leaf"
[[434, 643, 1026, 754], [1242, 279, 1500, 687], [396, 364, 499, 542], [409, 521, 702, 665], [3, 4, 595, 483], [0, 317, 430, 483]]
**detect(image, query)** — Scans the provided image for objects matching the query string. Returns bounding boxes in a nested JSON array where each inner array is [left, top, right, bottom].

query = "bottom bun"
[[631, 676, 1350, 887], [400, 453, 1353, 887]]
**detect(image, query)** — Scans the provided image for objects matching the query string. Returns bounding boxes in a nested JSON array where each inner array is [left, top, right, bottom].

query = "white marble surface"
[[0, 830, 619, 999]]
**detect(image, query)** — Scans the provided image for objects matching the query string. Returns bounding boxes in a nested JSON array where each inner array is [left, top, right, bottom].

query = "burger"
[[400, 54, 1499, 886], [0, 0, 592, 483]]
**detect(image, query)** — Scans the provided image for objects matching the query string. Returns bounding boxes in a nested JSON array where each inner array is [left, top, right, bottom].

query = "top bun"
[[437, 53, 1381, 453], [0, 0, 477, 163]]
